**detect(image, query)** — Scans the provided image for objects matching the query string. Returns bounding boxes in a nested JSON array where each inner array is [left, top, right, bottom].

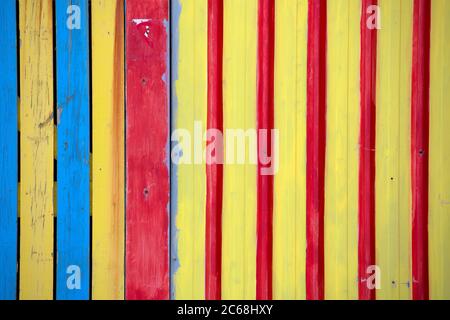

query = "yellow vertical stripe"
[[91, 0, 125, 300], [273, 0, 307, 300], [222, 0, 257, 300], [19, 0, 54, 300], [325, 0, 360, 300], [429, 0, 450, 300], [173, 0, 207, 299], [375, 0, 412, 300]]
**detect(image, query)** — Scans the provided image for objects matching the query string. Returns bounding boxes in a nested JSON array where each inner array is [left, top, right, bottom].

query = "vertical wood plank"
[[325, 0, 360, 300], [256, 0, 275, 300], [91, 0, 125, 300], [306, 0, 327, 300], [0, 0, 18, 300], [222, 0, 257, 300], [205, 0, 223, 300], [125, 0, 170, 300], [358, 0, 377, 300], [273, 0, 307, 300], [375, 0, 413, 300], [55, 0, 90, 300], [171, 0, 207, 300], [429, 0, 450, 301], [19, 0, 54, 300], [411, 0, 431, 300], [92, 0, 125, 300]]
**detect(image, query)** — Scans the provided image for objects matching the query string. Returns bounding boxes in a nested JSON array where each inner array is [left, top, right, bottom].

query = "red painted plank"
[[411, 0, 430, 301], [359, 0, 377, 301], [125, 0, 170, 300], [306, 0, 326, 301], [256, 0, 275, 301], [205, 0, 224, 301]]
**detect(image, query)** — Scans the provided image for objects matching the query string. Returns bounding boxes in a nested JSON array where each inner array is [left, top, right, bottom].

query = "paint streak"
[[411, 0, 430, 301], [256, 0, 275, 300], [205, 0, 223, 300], [306, 0, 326, 301], [126, 0, 170, 300], [358, 0, 377, 301], [111, 0, 125, 298]]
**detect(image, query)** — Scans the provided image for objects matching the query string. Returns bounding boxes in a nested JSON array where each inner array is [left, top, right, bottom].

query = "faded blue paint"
[[0, 0, 18, 300], [170, 0, 181, 300], [55, 0, 90, 300]]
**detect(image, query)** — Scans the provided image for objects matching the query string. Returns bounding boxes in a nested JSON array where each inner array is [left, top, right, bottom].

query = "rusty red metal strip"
[[411, 0, 431, 301], [205, 0, 224, 300], [256, 0, 275, 300], [358, 0, 377, 300], [125, 0, 170, 300], [306, 0, 327, 300]]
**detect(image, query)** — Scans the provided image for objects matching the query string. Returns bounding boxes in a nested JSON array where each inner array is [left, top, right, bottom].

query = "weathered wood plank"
[[125, 0, 170, 300], [19, 0, 54, 300], [0, 0, 18, 300], [91, 0, 125, 300], [55, 0, 90, 300]]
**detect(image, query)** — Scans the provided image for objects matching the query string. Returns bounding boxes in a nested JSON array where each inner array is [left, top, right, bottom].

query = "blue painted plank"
[[55, 0, 90, 300], [0, 0, 18, 300]]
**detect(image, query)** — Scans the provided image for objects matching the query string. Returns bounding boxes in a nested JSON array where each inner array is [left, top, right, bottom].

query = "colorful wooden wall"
[[0, 0, 448, 300]]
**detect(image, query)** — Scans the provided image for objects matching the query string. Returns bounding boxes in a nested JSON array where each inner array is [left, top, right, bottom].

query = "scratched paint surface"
[[19, 0, 54, 300], [55, 0, 90, 300], [125, 0, 170, 300]]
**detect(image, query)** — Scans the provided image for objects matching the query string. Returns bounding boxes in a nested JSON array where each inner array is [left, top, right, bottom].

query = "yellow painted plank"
[[173, 0, 207, 299], [91, 0, 125, 300], [375, 0, 412, 300], [325, 0, 360, 300], [273, 0, 307, 300], [222, 0, 257, 300], [429, 0, 450, 300], [19, 0, 54, 300]]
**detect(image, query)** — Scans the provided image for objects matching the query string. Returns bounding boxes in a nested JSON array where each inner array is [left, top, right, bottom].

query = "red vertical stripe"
[[359, 0, 377, 301], [306, 0, 326, 300], [125, 0, 170, 300], [411, 0, 430, 301], [256, 0, 275, 300], [205, 0, 224, 300]]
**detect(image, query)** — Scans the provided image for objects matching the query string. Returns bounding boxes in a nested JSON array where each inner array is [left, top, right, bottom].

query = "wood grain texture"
[[411, 0, 431, 300], [222, 0, 257, 300], [256, 0, 275, 300], [171, 0, 207, 300], [273, 0, 307, 300], [429, 0, 450, 301], [325, 0, 360, 300], [55, 0, 90, 300], [125, 0, 170, 300], [359, 0, 377, 301], [375, 0, 412, 300], [0, 0, 18, 300], [91, 0, 125, 300], [306, 0, 326, 301], [19, 0, 54, 300]]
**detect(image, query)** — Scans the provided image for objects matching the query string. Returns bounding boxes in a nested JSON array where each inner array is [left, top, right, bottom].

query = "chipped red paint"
[[205, 0, 224, 301], [125, 0, 170, 300], [411, 0, 431, 301], [306, 0, 327, 301], [358, 0, 377, 301], [256, 0, 275, 301]]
